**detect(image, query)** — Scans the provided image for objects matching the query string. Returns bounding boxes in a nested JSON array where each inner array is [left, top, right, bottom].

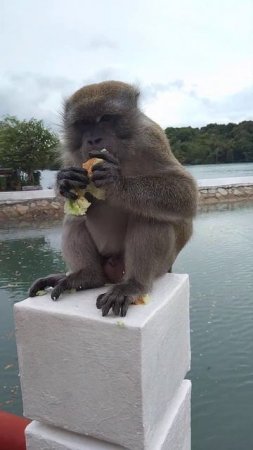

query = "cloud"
[[86, 37, 118, 51], [1, 70, 252, 132], [143, 85, 253, 128], [141, 80, 184, 102], [0, 73, 77, 130], [0, 0, 252, 130]]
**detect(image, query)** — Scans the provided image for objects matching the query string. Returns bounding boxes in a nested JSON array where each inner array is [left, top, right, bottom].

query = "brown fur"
[[29, 81, 198, 316]]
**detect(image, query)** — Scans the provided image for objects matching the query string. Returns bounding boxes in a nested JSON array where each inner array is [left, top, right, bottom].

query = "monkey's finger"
[[89, 150, 119, 165], [60, 178, 88, 190], [60, 167, 88, 175], [91, 170, 108, 180], [57, 171, 88, 184], [84, 192, 97, 204], [90, 163, 108, 173], [92, 177, 115, 188], [59, 188, 78, 200]]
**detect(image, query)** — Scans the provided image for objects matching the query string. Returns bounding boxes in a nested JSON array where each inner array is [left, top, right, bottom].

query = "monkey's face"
[[64, 81, 140, 163]]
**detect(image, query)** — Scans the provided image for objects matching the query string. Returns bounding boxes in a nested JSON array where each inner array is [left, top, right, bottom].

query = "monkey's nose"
[[87, 137, 102, 146]]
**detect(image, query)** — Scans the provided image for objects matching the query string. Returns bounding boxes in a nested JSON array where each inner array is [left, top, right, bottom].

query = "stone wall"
[[198, 184, 253, 205], [0, 197, 64, 224], [0, 184, 253, 224]]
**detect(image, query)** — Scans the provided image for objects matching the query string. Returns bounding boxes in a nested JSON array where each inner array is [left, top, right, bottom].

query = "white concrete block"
[[25, 421, 124, 450], [15, 274, 190, 450], [152, 380, 191, 450], [25, 381, 191, 450]]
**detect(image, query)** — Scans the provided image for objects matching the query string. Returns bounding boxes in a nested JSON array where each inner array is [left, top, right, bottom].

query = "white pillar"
[[14, 274, 191, 450]]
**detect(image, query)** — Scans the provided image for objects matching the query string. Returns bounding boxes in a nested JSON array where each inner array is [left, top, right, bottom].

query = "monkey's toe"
[[29, 278, 47, 297], [51, 278, 68, 301], [96, 293, 106, 309]]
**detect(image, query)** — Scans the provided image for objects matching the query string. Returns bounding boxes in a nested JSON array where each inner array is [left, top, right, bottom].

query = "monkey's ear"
[[133, 86, 140, 107], [64, 98, 71, 112]]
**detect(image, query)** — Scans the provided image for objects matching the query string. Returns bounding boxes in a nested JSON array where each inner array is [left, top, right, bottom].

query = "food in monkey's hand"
[[82, 157, 106, 201], [83, 157, 103, 176], [64, 156, 105, 216]]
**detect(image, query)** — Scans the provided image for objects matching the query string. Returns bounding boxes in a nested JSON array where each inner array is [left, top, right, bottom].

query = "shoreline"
[[0, 177, 253, 223]]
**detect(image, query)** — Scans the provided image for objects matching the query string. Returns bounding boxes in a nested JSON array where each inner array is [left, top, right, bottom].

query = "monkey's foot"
[[30, 270, 106, 301], [29, 273, 90, 300], [49, 274, 92, 301], [29, 274, 66, 297], [96, 280, 144, 317]]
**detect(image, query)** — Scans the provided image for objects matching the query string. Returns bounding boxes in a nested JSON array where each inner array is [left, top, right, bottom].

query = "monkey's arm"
[[90, 151, 198, 222], [113, 172, 197, 222]]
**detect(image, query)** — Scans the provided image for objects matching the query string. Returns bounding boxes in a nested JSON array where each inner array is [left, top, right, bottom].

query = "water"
[[0, 204, 253, 450], [40, 163, 253, 188], [186, 162, 253, 180]]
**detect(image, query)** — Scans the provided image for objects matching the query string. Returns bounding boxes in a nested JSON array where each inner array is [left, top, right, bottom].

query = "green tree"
[[0, 116, 60, 184], [165, 121, 253, 165]]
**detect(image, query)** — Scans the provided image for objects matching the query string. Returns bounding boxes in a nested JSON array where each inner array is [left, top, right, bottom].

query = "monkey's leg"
[[48, 217, 107, 300], [97, 218, 176, 316], [29, 217, 107, 300]]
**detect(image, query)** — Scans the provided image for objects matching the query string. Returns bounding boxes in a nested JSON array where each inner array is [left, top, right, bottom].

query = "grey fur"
[[29, 80, 198, 316]]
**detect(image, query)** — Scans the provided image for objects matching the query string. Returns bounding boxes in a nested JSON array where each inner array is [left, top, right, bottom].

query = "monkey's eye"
[[73, 120, 89, 131], [100, 114, 114, 123]]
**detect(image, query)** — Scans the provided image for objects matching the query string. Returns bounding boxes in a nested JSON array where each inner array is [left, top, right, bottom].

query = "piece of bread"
[[82, 158, 103, 176]]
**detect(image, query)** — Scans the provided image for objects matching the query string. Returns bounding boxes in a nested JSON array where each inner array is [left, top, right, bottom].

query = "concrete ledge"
[[15, 274, 190, 450], [198, 176, 253, 187], [0, 189, 55, 202], [25, 380, 191, 450]]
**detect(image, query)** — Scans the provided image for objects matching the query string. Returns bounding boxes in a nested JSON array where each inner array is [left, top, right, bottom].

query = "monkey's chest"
[[86, 202, 127, 255]]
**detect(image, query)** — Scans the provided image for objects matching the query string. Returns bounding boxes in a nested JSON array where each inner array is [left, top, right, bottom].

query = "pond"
[[0, 203, 253, 450]]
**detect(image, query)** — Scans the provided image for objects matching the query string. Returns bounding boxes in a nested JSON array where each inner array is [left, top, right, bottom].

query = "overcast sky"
[[1, 0, 252, 131]]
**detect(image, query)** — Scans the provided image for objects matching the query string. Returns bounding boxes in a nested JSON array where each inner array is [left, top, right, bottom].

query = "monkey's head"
[[64, 81, 140, 162]]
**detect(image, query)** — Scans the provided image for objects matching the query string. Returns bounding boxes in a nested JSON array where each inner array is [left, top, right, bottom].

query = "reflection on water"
[[0, 203, 253, 450]]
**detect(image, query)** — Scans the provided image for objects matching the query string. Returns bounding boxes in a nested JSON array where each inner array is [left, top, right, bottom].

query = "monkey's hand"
[[89, 150, 120, 188], [57, 167, 89, 200]]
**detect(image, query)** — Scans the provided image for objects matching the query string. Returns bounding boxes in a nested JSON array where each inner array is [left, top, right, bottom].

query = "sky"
[[1, 0, 252, 131]]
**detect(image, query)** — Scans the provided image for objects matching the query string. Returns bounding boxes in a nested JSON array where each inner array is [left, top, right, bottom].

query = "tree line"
[[0, 116, 252, 184], [165, 121, 253, 165]]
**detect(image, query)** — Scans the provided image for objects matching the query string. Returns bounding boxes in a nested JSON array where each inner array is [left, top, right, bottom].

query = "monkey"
[[29, 81, 198, 317]]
